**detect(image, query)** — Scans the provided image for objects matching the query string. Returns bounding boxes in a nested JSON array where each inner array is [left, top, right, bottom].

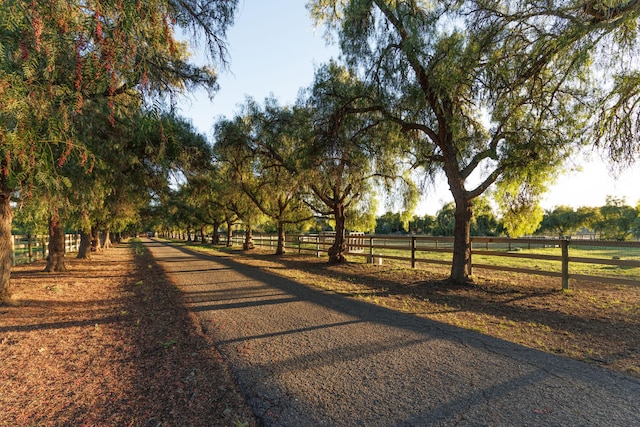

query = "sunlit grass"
[[187, 235, 640, 282]]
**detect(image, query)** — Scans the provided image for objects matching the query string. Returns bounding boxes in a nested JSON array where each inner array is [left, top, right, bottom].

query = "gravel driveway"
[[144, 239, 640, 426]]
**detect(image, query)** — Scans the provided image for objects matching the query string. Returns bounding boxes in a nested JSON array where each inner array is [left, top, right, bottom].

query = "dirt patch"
[[201, 245, 640, 378], [0, 243, 255, 427]]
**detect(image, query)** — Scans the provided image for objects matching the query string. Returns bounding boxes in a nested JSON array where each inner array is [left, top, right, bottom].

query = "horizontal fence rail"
[[10, 234, 79, 266], [228, 233, 640, 289]]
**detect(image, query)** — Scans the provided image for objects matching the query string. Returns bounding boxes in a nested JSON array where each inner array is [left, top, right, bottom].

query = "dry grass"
[[200, 245, 640, 378], [0, 242, 255, 427]]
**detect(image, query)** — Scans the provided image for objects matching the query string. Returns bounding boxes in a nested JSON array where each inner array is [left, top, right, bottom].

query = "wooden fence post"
[[369, 236, 374, 264], [28, 234, 33, 261], [561, 239, 569, 290], [468, 240, 473, 276], [411, 236, 416, 268], [10, 235, 15, 266]]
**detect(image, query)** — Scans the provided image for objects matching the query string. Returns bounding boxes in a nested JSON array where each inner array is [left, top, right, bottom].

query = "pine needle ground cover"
[[0, 243, 254, 427]]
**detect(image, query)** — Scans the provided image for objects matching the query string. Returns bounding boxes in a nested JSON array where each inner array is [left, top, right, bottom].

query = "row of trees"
[[0, 0, 239, 302], [4, 1, 640, 301], [161, 0, 640, 285]]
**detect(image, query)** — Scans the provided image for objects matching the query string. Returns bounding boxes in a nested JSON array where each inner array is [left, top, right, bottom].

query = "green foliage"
[[309, 0, 640, 280], [471, 197, 503, 237], [301, 62, 415, 225], [595, 196, 638, 241], [494, 165, 553, 237], [408, 214, 436, 235], [0, 0, 237, 223], [347, 195, 378, 233], [213, 98, 315, 252], [539, 206, 584, 237], [376, 211, 407, 234], [433, 203, 456, 237]]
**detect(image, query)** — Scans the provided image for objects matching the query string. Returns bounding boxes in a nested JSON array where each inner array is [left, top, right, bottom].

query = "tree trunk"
[[225, 222, 233, 247], [275, 221, 286, 255], [91, 225, 102, 252], [449, 196, 473, 284], [27, 233, 33, 260], [103, 226, 112, 249], [212, 220, 221, 245], [0, 183, 13, 302], [328, 204, 347, 264], [243, 224, 255, 250], [187, 227, 193, 242], [200, 225, 206, 244], [77, 230, 92, 259], [45, 218, 67, 272]]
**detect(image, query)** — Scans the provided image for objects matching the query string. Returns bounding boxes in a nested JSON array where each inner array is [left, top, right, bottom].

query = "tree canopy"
[[0, 0, 238, 301]]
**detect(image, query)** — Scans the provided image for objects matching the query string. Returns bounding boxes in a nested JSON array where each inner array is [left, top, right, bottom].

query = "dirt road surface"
[[145, 239, 640, 426]]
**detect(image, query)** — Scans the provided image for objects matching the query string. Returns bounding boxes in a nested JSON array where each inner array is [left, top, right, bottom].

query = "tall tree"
[[310, 0, 640, 283], [302, 62, 415, 263], [214, 100, 315, 255]]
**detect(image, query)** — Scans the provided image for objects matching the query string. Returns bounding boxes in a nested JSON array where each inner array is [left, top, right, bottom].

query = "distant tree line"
[[377, 196, 640, 241]]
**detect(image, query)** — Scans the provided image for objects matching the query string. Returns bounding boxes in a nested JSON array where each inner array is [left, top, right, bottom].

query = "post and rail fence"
[[227, 233, 640, 290], [10, 234, 79, 266]]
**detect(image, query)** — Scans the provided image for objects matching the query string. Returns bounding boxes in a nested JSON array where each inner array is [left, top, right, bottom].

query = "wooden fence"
[[10, 234, 79, 266], [229, 233, 640, 289]]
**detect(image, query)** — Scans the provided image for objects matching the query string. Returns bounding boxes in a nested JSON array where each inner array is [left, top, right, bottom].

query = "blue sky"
[[176, 0, 640, 215]]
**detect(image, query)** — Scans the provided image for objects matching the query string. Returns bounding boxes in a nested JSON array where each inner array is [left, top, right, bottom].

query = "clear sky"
[[177, 0, 640, 216]]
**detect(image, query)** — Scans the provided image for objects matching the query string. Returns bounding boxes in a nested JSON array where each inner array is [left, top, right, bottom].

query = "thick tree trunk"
[[45, 218, 67, 272], [212, 220, 221, 245], [275, 221, 286, 255], [243, 224, 255, 250], [328, 204, 347, 264], [77, 230, 92, 259], [449, 197, 473, 284], [187, 227, 193, 242], [0, 184, 13, 302]]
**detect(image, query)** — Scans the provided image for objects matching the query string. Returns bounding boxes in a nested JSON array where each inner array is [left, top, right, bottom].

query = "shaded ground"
[[186, 243, 640, 378], [0, 242, 255, 427]]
